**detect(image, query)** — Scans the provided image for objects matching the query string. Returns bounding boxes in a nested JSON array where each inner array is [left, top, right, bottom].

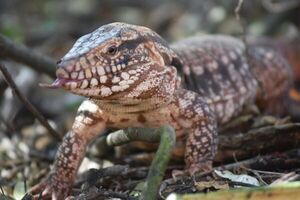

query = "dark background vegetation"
[[1, 0, 300, 56], [0, 0, 300, 199]]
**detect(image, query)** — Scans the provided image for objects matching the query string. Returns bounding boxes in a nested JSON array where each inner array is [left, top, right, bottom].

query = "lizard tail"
[[286, 87, 300, 121], [279, 38, 300, 120], [279, 38, 300, 82], [248, 37, 300, 119]]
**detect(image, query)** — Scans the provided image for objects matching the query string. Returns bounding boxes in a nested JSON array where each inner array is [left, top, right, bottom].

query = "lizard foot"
[[28, 173, 72, 200], [187, 161, 213, 175], [172, 161, 213, 179]]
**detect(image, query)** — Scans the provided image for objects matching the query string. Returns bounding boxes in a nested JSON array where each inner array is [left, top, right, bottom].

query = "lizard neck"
[[92, 66, 180, 114], [92, 97, 173, 114]]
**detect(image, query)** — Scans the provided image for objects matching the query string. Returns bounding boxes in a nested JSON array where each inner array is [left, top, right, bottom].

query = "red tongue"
[[39, 79, 67, 89]]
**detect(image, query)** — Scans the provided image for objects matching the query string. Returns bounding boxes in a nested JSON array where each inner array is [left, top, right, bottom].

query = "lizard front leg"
[[175, 90, 218, 175], [29, 99, 107, 200]]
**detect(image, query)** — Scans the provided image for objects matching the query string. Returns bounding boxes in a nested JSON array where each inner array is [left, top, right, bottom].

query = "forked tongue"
[[39, 79, 67, 89]]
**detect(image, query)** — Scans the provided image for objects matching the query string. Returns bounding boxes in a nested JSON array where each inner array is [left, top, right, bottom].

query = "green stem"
[[107, 127, 161, 145], [107, 126, 176, 200], [141, 125, 176, 200]]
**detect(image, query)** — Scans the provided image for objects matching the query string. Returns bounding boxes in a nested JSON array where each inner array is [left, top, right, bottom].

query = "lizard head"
[[45, 22, 178, 101]]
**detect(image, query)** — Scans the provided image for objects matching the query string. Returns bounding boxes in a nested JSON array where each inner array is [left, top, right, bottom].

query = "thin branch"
[[0, 34, 56, 78], [262, 0, 300, 13], [217, 123, 300, 162], [0, 186, 9, 200], [235, 0, 266, 96], [215, 148, 300, 171], [234, 0, 244, 22], [271, 172, 300, 185], [0, 63, 62, 140], [0, 113, 15, 137], [234, 0, 248, 49]]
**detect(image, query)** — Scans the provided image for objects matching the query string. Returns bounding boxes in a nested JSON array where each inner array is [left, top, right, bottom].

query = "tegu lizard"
[[30, 22, 296, 199]]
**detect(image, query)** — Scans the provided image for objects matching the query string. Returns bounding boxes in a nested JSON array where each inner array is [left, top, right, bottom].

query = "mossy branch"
[[107, 125, 176, 200]]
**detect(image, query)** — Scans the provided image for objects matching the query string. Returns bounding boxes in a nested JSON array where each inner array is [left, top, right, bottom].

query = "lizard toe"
[[186, 161, 213, 176], [29, 174, 72, 200]]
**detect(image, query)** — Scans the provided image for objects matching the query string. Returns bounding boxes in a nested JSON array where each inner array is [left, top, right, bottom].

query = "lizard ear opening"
[[171, 56, 186, 89], [171, 57, 183, 75]]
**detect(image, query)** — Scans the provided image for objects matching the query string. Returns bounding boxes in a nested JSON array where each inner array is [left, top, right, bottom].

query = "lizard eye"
[[106, 45, 118, 55]]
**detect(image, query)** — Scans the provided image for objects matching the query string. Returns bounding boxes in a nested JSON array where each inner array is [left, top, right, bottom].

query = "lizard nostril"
[[56, 59, 64, 70], [56, 59, 76, 72], [56, 59, 62, 65]]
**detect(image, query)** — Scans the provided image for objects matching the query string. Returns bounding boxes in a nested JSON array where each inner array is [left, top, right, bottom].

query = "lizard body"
[[31, 22, 294, 199]]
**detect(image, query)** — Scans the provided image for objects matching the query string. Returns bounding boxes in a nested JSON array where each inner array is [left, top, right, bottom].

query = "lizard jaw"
[[40, 67, 81, 89]]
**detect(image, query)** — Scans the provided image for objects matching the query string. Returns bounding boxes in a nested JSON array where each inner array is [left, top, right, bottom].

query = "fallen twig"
[[82, 165, 148, 188], [271, 172, 300, 185], [0, 63, 62, 140], [217, 123, 300, 162], [215, 149, 300, 171], [159, 148, 300, 197], [74, 187, 136, 200]]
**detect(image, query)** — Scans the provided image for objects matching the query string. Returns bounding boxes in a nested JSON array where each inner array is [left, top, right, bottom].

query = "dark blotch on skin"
[[137, 114, 147, 123], [78, 110, 94, 118], [77, 110, 104, 122], [120, 118, 130, 122], [116, 54, 130, 65], [118, 37, 148, 51]]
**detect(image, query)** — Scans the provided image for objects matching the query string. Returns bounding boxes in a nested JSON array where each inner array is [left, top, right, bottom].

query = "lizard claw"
[[186, 161, 213, 175], [28, 174, 72, 200], [172, 161, 213, 180], [171, 169, 187, 180]]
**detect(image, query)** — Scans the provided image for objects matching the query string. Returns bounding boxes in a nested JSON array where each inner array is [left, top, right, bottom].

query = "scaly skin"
[[30, 22, 293, 199]]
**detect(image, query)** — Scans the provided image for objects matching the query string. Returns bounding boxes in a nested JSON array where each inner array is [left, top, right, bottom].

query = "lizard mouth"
[[39, 78, 79, 89], [39, 66, 94, 90]]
